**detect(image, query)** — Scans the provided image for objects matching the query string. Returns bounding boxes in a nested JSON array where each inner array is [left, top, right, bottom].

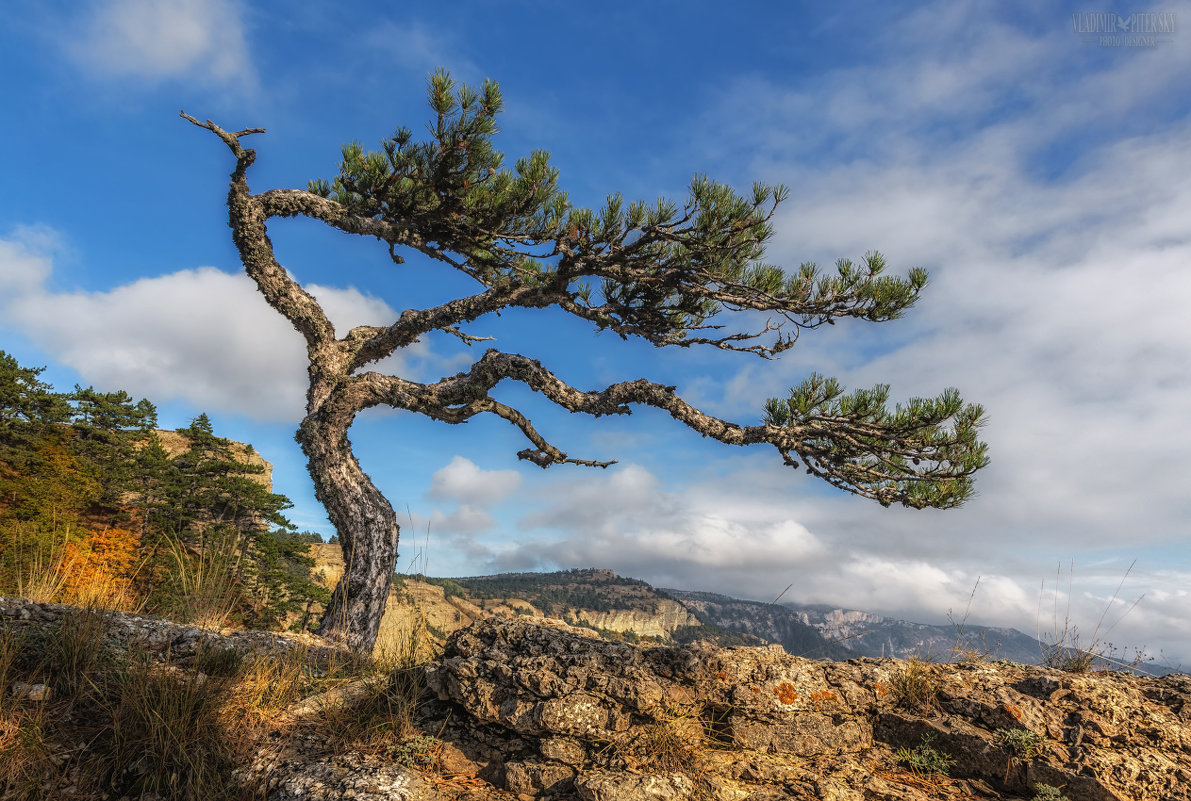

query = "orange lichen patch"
[[874, 681, 889, 699], [810, 690, 840, 710], [1003, 703, 1023, 721], [775, 683, 799, 705]]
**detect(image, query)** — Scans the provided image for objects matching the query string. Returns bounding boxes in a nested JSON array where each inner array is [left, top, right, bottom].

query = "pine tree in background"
[[184, 71, 989, 653], [0, 351, 325, 629]]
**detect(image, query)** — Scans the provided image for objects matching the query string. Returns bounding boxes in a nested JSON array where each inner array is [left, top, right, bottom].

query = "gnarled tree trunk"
[[298, 414, 398, 653]]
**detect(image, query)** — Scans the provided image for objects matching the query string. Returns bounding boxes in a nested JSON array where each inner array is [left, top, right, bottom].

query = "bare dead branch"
[[442, 326, 495, 346]]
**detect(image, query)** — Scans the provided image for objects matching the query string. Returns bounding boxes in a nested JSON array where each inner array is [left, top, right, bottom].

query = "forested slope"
[[0, 350, 327, 629]]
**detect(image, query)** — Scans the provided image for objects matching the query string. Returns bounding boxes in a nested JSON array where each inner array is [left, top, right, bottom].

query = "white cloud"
[[0, 234, 454, 421], [663, 1, 1191, 588], [66, 0, 254, 87], [506, 463, 827, 584], [490, 459, 1191, 660], [428, 455, 522, 507], [429, 504, 497, 536], [0, 225, 56, 296]]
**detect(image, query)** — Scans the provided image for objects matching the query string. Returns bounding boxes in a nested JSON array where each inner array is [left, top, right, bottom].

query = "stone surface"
[[0, 596, 338, 668], [426, 617, 1191, 801], [4, 600, 1189, 800]]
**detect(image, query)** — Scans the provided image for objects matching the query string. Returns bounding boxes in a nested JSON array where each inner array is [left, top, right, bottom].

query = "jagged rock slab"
[[426, 617, 1191, 800]]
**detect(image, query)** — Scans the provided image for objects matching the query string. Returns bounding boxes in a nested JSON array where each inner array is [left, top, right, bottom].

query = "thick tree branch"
[[335, 350, 982, 509], [182, 113, 336, 351]]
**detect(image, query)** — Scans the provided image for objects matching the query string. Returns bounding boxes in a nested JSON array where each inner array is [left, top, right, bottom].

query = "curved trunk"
[[299, 415, 399, 653]]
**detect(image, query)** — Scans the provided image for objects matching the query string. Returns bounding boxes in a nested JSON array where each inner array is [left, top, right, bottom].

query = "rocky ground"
[[2, 600, 1189, 800]]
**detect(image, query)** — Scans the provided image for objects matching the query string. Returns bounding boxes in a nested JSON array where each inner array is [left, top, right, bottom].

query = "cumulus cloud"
[[0, 232, 454, 421], [486, 459, 1191, 660], [65, 0, 255, 87], [610, 3, 1191, 660], [422, 458, 523, 557], [502, 464, 826, 587], [428, 456, 522, 507]]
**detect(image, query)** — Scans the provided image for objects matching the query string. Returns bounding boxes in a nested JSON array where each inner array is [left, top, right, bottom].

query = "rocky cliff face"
[[575, 599, 698, 639], [136, 428, 275, 491], [307, 555, 702, 647], [669, 590, 851, 660], [670, 590, 1050, 666]]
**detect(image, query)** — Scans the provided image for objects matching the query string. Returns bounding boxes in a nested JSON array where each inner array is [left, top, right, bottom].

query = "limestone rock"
[[427, 617, 1191, 801], [4, 599, 1188, 801]]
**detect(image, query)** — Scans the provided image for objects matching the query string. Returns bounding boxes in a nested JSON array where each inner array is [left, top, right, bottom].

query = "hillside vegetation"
[[0, 350, 328, 629]]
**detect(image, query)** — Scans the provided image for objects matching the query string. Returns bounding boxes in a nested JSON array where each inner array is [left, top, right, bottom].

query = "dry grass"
[[0, 593, 442, 800], [161, 529, 243, 629], [1038, 561, 1146, 673], [6, 526, 73, 604], [605, 701, 731, 800], [0, 514, 469, 799], [891, 656, 941, 715]]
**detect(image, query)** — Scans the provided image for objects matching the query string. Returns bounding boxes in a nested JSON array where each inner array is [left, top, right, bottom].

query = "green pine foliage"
[[763, 372, 987, 508], [310, 73, 935, 351], [0, 350, 326, 630]]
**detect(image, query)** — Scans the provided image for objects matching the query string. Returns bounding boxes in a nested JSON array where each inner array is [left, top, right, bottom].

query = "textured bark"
[[181, 113, 400, 652], [299, 415, 398, 652]]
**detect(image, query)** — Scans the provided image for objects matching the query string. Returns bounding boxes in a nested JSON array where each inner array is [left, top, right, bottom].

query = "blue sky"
[[2, 1, 1189, 664]]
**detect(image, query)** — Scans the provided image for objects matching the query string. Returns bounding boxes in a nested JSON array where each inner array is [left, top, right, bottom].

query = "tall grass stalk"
[[3, 523, 74, 603], [161, 528, 242, 629], [1038, 560, 1144, 672]]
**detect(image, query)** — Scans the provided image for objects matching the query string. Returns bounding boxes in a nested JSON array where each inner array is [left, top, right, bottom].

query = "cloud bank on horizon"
[[0, 1, 1188, 664]]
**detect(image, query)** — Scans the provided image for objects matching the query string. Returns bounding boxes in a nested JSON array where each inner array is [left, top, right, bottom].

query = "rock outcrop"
[[148, 429, 275, 490], [425, 618, 1191, 800], [574, 600, 698, 639], [3, 600, 1188, 800]]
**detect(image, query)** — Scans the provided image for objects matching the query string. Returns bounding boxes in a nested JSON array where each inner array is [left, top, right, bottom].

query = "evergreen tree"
[[0, 355, 323, 629], [185, 72, 989, 653], [0, 351, 69, 447]]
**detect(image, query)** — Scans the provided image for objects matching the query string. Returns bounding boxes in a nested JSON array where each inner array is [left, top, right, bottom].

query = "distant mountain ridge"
[[666, 588, 1044, 664], [306, 549, 1182, 674]]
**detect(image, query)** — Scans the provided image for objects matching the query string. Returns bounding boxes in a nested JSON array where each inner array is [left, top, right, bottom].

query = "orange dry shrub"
[[57, 527, 141, 608]]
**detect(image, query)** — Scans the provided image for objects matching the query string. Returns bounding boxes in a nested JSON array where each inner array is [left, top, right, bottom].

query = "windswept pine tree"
[[185, 71, 988, 652]]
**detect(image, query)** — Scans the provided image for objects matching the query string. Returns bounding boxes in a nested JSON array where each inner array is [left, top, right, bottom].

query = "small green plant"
[[894, 732, 955, 777], [384, 733, 443, 768], [891, 657, 940, 714], [1032, 783, 1071, 801], [995, 727, 1044, 760]]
